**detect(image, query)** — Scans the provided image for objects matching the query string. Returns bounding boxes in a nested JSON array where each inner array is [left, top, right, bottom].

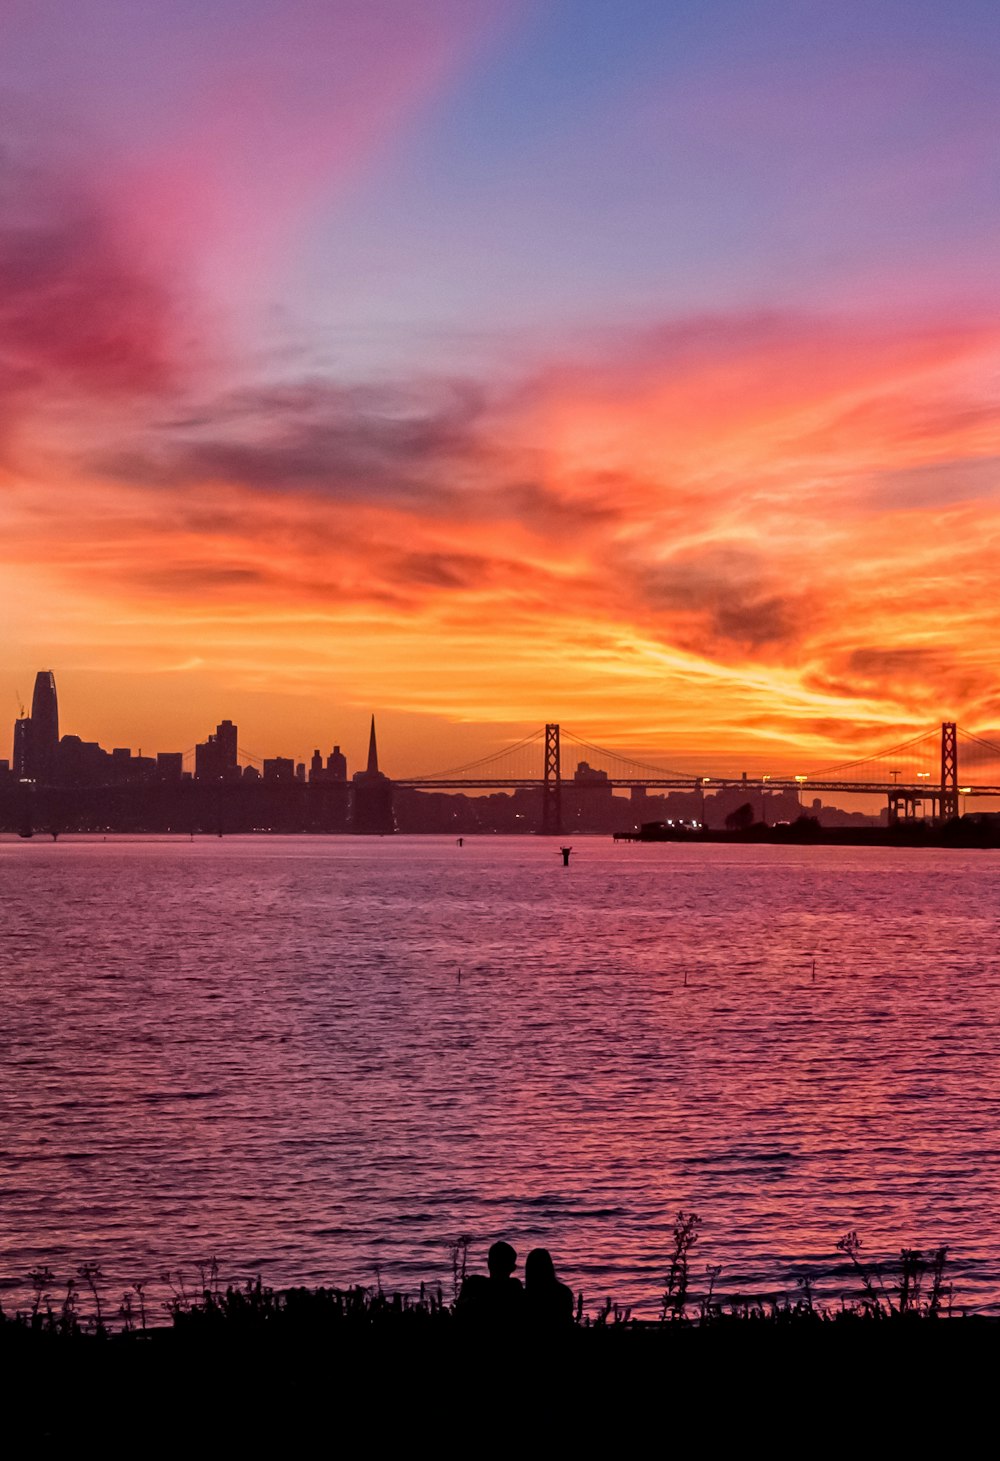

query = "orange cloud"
[[5, 280, 1000, 770]]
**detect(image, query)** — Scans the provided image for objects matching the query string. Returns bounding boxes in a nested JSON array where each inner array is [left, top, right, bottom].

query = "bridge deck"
[[396, 779, 1000, 796]]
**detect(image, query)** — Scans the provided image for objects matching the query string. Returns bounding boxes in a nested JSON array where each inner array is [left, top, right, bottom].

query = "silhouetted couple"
[[457, 1242, 573, 1331]]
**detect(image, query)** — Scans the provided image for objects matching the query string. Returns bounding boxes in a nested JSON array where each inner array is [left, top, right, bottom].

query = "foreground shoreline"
[[7, 1314, 1000, 1441], [6, 1254, 995, 1438]]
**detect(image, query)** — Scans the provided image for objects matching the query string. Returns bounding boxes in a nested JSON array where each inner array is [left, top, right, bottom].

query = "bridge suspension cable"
[[237, 746, 267, 767], [560, 728, 693, 780], [784, 726, 941, 780], [402, 726, 545, 782], [957, 726, 1000, 760]]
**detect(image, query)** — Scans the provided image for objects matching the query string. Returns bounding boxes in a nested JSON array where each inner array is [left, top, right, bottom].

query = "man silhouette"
[[456, 1241, 524, 1328]]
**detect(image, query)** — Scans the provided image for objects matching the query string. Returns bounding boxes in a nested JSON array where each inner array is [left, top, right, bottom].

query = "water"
[[3, 835, 1000, 1318]]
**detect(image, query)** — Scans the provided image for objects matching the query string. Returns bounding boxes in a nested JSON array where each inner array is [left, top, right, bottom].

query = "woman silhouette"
[[524, 1248, 574, 1328]]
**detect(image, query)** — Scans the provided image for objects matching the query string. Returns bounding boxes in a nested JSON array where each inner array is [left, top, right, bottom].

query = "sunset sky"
[[4, 0, 1000, 775]]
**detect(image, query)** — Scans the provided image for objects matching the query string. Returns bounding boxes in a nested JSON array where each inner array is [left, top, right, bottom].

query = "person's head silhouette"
[[487, 1241, 517, 1279], [525, 1248, 557, 1285]]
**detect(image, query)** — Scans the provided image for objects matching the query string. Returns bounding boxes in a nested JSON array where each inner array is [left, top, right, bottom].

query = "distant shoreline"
[[615, 824, 1000, 849]]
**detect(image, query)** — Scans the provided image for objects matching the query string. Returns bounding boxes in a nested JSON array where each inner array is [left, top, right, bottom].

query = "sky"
[[3, 0, 1000, 775]]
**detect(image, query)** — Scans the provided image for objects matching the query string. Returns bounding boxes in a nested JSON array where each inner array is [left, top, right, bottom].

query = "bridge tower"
[[542, 723, 562, 835], [940, 720, 959, 822]]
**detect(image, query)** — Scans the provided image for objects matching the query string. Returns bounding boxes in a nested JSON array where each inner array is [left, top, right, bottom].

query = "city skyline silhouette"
[[6, 666, 1000, 836]]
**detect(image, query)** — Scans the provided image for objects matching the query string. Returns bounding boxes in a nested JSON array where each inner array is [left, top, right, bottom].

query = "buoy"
[[560, 846, 572, 866]]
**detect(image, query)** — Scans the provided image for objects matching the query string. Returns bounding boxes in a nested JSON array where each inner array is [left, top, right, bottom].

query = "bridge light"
[[702, 777, 711, 784], [762, 774, 771, 782], [794, 775, 807, 784], [960, 786, 971, 794], [917, 772, 930, 779]]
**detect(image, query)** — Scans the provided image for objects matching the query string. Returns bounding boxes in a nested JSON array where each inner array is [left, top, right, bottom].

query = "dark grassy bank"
[[4, 1229, 998, 1441], [6, 1305, 998, 1444]]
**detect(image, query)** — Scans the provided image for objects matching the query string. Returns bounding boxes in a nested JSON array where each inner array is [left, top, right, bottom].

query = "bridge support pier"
[[542, 723, 562, 836], [940, 720, 959, 822], [887, 791, 923, 826]]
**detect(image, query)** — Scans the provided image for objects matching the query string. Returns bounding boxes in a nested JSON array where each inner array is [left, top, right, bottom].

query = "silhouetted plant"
[[928, 1247, 950, 1316], [114, 1281, 149, 1336], [1, 1229, 958, 1338], [134, 1280, 148, 1334], [796, 1273, 815, 1315], [700, 1264, 723, 1320], [836, 1231, 891, 1317], [898, 1248, 924, 1315], [77, 1264, 106, 1335], [160, 1268, 192, 1319], [28, 1267, 55, 1327], [58, 1278, 79, 1336], [727, 1293, 767, 1321], [594, 1296, 632, 1326], [195, 1258, 221, 1301], [661, 1211, 701, 1322], [449, 1235, 472, 1302], [835, 1233, 954, 1319], [163, 1274, 453, 1340]]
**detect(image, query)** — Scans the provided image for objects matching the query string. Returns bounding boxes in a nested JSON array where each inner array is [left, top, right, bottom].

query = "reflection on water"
[[2, 835, 999, 1316]]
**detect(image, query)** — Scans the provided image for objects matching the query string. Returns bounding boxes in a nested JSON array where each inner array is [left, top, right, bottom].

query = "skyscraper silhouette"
[[366, 715, 379, 774], [12, 714, 31, 780], [28, 670, 59, 783], [195, 719, 239, 780], [351, 715, 394, 833]]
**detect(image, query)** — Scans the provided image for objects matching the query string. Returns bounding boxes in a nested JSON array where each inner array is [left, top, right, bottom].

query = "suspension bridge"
[[9, 717, 1000, 840], [396, 722, 1000, 834]]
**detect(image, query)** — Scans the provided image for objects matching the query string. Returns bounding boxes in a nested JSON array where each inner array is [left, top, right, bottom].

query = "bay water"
[[3, 835, 999, 1318]]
